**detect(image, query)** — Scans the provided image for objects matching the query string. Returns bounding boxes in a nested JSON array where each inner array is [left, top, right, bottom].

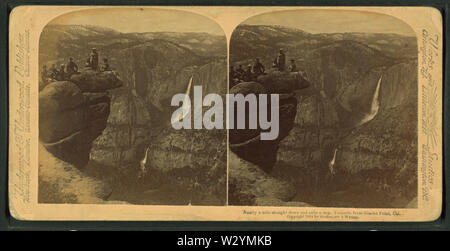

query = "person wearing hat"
[[276, 48, 286, 71], [66, 57, 79, 77], [89, 48, 99, 71]]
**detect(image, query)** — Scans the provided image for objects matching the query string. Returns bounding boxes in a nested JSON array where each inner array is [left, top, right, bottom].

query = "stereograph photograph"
[[8, 6, 442, 221]]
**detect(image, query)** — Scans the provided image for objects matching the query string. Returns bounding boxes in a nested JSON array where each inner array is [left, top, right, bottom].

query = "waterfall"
[[356, 75, 382, 127], [171, 76, 193, 124], [328, 148, 338, 174], [139, 146, 150, 178]]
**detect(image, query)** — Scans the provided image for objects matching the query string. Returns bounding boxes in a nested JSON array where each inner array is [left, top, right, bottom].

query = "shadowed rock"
[[70, 70, 123, 92], [228, 82, 269, 147], [229, 81, 300, 172], [256, 70, 310, 94], [41, 97, 110, 168], [39, 70, 122, 168], [228, 75, 309, 205], [38, 69, 124, 204], [39, 81, 86, 113]]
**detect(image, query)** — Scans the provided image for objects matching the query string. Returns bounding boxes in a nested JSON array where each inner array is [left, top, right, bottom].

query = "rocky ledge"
[[38, 70, 123, 203]]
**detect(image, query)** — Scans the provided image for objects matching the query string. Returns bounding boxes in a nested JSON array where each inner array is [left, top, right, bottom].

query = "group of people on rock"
[[41, 48, 111, 84], [41, 57, 79, 83], [230, 48, 299, 87]]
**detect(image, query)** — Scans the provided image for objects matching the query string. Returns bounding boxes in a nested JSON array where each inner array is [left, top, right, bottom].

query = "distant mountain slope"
[[128, 32, 227, 58], [230, 24, 417, 64], [40, 24, 226, 66]]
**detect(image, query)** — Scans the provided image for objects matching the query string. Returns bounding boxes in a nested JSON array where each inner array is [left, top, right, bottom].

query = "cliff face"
[[231, 25, 418, 207], [88, 52, 227, 205], [89, 47, 227, 171], [275, 60, 417, 208], [334, 61, 418, 207]]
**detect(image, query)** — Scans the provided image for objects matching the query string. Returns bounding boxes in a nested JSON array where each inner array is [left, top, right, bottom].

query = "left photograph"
[[38, 8, 227, 205]]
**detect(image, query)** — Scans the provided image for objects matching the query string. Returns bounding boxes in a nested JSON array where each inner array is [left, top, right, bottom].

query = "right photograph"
[[228, 9, 418, 208]]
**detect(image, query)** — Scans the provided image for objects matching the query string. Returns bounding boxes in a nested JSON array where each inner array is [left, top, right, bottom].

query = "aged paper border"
[[9, 6, 442, 221]]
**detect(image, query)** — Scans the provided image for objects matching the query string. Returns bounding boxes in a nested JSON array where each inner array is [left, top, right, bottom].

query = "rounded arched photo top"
[[230, 9, 418, 68], [238, 9, 415, 37], [47, 7, 226, 36], [39, 7, 228, 82]]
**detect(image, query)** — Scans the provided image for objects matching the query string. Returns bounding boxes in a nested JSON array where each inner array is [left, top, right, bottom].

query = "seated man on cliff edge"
[[66, 57, 79, 78]]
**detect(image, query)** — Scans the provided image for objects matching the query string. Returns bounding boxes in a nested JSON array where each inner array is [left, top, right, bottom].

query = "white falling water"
[[357, 75, 382, 127], [170, 76, 193, 125], [139, 146, 150, 178], [328, 148, 338, 174], [139, 76, 193, 178]]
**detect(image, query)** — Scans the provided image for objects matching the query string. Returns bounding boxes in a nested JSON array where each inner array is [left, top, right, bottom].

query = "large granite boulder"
[[38, 70, 123, 204], [39, 70, 123, 168], [228, 73, 310, 205], [229, 80, 301, 172], [256, 70, 310, 94], [70, 70, 123, 92]]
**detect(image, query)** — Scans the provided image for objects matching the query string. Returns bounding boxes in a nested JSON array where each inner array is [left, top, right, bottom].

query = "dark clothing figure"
[[89, 49, 99, 71], [55, 65, 66, 81], [252, 60, 265, 76], [101, 58, 111, 71], [276, 50, 286, 71], [235, 65, 245, 80], [229, 66, 235, 79], [102, 63, 111, 71], [49, 64, 58, 80], [66, 59, 78, 77], [288, 62, 297, 72], [85, 57, 91, 68], [272, 58, 278, 68], [243, 66, 254, 82], [230, 67, 237, 88]]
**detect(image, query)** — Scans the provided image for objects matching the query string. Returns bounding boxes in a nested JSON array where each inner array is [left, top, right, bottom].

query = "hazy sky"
[[243, 10, 415, 36], [49, 8, 415, 37], [49, 8, 225, 35]]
